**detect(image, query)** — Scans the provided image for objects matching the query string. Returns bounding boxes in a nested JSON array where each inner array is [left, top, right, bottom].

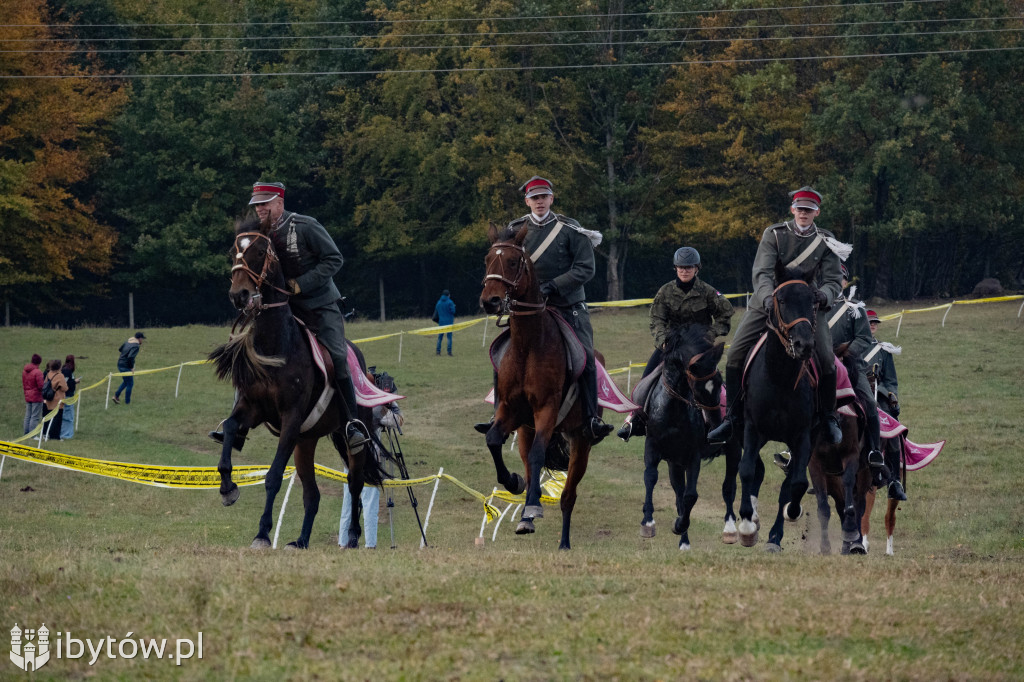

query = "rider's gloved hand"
[[762, 294, 774, 314], [540, 281, 557, 299], [814, 289, 830, 310]]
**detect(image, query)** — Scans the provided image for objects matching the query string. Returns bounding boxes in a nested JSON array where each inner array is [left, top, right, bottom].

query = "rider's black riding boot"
[[337, 371, 369, 456], [209, 427, 247, 452], [885, 441, 908, 500], [708, 368, 742, 444], [818, 372, 843, 445], [580, 359, 613, 445], [617, 411, 647, 442]]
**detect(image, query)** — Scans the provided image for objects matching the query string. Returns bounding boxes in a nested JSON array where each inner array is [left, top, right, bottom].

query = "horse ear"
[[487, 221, 501, 244], [513, 223, 528, 246]]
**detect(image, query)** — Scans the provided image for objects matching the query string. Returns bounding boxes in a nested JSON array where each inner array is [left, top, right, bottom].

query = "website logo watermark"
[[10, 624, 203, 671]]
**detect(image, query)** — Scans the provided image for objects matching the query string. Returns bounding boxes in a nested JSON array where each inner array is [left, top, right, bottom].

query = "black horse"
[[736, 265, 821, 551], [210, 216, 385, 549], [639, 324, 726, 549]]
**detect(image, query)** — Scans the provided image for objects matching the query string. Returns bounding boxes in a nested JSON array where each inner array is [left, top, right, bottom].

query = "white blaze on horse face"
[[705, 379, 715, 395]]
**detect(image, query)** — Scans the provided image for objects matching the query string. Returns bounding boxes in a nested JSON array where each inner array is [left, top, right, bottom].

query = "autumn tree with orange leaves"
[[0, 0, 125, 313]]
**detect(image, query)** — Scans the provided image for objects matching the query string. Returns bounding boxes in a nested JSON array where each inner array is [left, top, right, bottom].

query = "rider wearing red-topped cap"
[[209, 181, 369, 455], [475, 175, 614, 444], [708, 186, 849, 446]]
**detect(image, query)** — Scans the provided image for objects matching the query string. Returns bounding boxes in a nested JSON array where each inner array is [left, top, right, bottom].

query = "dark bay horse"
[[210, 216, 385, 549], [808, 354, 870, 554], [737, 265, 820, 551], [639, 324, 726, 550], [478, 222, 598, 550]]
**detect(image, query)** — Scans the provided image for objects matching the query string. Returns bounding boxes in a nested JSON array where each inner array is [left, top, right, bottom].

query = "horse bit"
[[482, 241, 546, 326]]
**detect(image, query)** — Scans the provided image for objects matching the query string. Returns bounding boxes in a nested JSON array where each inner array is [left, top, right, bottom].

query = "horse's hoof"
[[506, 473, 526, 495], [346, 539, 358, 549], [783, 502, 803, 522], [640, 521, 656, 538], [848, 542, 867, 555], [672, 517, 687, 536], [862, 536, 870, 552], [821, 542, 832, 555], [515, 519, 535, 535], [284, 541, 306, 550], [679, 542, 691, 551], [522, 505, 543, 520], [221, 485, 240, 507], [250, 537, 271, 549], [841, 528, 860, 543], [764, 542, 783, 553], [722, 531, 738, 544]]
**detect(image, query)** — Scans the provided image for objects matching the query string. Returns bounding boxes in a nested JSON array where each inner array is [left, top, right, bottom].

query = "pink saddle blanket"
[[485, 362, 638, 414]]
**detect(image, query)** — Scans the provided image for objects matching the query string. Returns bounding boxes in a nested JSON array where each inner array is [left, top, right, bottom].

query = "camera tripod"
[[379, 423, 428, 548]]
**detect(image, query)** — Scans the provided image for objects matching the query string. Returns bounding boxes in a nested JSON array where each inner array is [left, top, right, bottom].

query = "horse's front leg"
[[218, 414, 247, 506], [839, 454, 862, 544], [558, 437, 590, 550], [487, 403, 524, 495], [640, 443, 660, 538], [808, 457, 832, 554], [721, 438, 740, 543], [252, 420, 301, 549], [285, 439, 320, 550], [516, 424, 550, 534], [669, 457, 701, 551], [736, 423, 766, 547]]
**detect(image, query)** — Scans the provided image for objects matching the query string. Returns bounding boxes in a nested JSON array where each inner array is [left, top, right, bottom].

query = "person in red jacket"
[[22, 353, 45, 434]]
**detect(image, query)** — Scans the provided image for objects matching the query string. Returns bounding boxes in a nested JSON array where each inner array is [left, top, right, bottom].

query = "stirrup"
[[345, 420, 369, 455], [867, 449, 885, 468], [585, 417, 614, 445], [474, 418, 493, 435], [616, 421, 633, 442], [888, 479, 908, 501]]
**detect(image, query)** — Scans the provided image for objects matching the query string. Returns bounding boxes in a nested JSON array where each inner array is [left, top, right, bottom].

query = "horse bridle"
[[481, 241, 546, 326], [230, 231, 291, 319], [660, 347, 722, 413], [766, 279, 816, 359]]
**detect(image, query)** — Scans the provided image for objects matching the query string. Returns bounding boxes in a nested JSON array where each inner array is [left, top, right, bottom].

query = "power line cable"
[[3, 45, 1021, 79], [3, 26, 1021, 55], [1, 14, 1019, 44], [0, 0, 958, 29]]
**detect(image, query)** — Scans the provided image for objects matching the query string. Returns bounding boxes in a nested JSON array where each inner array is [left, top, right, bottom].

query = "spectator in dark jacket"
[[434, 290, 457, 356], [113, 332, 145, 405], [22, 353, 45, 434], [61, 354, 82, 439]]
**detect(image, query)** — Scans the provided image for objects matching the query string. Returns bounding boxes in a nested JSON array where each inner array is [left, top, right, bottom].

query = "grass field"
[[2, 301, 1023, 680]]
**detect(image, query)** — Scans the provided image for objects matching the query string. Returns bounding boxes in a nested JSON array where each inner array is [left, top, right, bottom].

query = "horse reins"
[[660, 348, 722, 413], [482, 241, 546, 326]]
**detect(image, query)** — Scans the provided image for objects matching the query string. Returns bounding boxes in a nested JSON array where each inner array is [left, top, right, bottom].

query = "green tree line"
[[2, 0, 1022, 325]]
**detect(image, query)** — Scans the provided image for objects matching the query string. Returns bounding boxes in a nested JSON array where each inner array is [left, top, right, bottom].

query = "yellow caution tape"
[[953, 295, 1024, 305], [1, 441, 502, 520], [404, 318, 486, 336]]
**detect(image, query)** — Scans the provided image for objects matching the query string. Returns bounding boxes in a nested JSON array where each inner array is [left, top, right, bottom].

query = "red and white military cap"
[[249, 181, 285, 205], [519, 175, 554, 198], [866, 309, 880, 324], [789, 186, 822, 210]]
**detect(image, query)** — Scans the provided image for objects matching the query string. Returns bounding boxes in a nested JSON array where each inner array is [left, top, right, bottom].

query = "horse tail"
[[329, 431, 392, 487], [208, 327, 286, 388]]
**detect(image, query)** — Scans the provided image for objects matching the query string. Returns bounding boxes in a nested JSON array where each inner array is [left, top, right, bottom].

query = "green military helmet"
[[673, 247, 701, 268]]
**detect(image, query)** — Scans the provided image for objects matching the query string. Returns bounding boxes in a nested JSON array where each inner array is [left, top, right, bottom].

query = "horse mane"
[[209, 325, 287, 389], [664, 323, 713, 359]]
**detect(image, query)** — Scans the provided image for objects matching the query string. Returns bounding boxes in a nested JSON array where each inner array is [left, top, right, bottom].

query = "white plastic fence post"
[[941, 302, 954, 327], [482, 316, 488, 346], [106, 373, 112, 409], [398, 332, 403, 364], [75, 394, 81, 430], [175, 363, 185, 398], [0, 455, 6, 483], [479, 488, 497, 539], [895, 311, 905, 338], [421, 467, 443, 549], [272, 472, 297, 550], [1018, 299, 1024, 318]]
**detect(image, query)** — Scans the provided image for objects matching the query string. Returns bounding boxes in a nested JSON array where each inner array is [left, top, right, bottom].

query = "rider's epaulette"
[[503, 215, 529, 239], [554, 213, 582, 228], [769, 222, 789, 231]]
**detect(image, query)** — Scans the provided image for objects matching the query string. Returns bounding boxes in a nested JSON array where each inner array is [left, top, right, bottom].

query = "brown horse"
[[862, 433, 907, 555], [479, 222, 599, 550], [210, 216, 384, 549]]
